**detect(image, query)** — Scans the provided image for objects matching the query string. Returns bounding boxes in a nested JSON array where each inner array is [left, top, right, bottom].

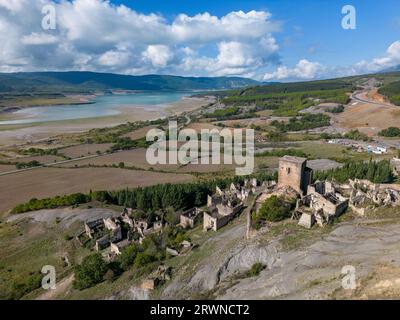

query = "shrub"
[[258, 196, 292, 222], [272, 114, 330, 132], [117, 244, 140, 271], [248, 263, 265, 277], [378, 127, 400, 137], [9, 272, 42, 300], [256, 148, 308, 158], [73, 254, 108, 290], [15, 160, 42, 170], [134, 252, 156, 268], [328, 105, 344, 113], [344, 129, 371, 141]]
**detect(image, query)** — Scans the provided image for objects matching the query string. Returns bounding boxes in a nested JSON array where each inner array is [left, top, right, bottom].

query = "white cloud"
[[354, 41, 400, 73], [0, 0, 27, 12], [98, 49, 130, 67], [142, 45, 173, 68], [263, 59, 325, 81], [0, 0, 281, 77], [21, 32, 58, 45], [263, 40, 400, 81]]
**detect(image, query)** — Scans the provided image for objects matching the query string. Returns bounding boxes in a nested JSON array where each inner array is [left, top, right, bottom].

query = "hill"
[[0, 72, 259, 94]]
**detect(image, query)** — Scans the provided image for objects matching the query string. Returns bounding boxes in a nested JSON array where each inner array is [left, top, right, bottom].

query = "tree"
[[258, 196, 291, 222], [73, 254, 108, 290], [117, 244, 139, 271], [378, 127, 400, 137]]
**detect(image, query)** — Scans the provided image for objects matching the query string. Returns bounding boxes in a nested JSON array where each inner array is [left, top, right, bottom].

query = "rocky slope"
[[160, 216, 400, 300]]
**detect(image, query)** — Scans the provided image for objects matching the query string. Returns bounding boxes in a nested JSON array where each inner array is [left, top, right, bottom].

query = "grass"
[[295, 140, 395, 162], [0, 219, 89, 300], [259, 219, 338, 251]]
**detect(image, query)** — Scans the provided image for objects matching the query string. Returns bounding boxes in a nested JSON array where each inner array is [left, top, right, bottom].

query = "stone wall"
[[278, 159, 305, 194]]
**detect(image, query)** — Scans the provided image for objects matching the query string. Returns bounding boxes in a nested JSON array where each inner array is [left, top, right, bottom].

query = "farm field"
[[12, 155, 64, 164], [298, 140, 395, 161], [0, 167, 193, 214], [59, 143, 114, 158], [57, 148, 181, 171], [0, 164, 16, 173], [122, 125, 157, 140]]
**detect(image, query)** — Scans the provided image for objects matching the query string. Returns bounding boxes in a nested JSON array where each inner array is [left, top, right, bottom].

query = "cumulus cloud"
[[264, 40, 400, 81], [0, 0, 282, 77], [142, 45, 173, 68], [0, 0, 27, 12], [263, 59, 325, 81], [21, 32, 58, 45], [354, 41, 400, 73]]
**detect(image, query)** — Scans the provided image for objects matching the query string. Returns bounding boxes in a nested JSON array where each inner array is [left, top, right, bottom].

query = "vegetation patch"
[[256, 148, 309, 158], [314, 159, 394, 184], [247, 262, 265, 277], [15, 160, 42, 170], [343, 129, 371, 142], [378, 127, 400, 137], [378, 80, 400, 105], [253, 196, 295, 230], [272, 114, 331, 132]]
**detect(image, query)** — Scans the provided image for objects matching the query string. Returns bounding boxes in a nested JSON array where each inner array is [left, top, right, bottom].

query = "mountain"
[[379, 65, 400, 73], [0, 72, 259, 93]]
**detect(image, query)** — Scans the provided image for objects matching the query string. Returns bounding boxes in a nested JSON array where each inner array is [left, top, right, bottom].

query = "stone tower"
[[278, 156, 312, 195]]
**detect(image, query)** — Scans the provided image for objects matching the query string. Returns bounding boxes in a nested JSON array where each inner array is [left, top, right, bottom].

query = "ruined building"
[[203, 186, 245, 232], [295, 180, 349, 229], [278, 156, 313, 195], [180, 207, 202, 229]]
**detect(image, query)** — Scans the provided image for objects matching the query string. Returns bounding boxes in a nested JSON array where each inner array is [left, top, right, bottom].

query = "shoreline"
[[0, 95, 214, 147]]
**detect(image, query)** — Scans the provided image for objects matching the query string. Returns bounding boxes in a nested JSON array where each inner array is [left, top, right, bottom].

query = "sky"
[[0, 0, 399, 81]]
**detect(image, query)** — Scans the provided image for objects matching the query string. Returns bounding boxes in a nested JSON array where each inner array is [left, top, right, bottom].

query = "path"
[[36, 274, 74, 300]]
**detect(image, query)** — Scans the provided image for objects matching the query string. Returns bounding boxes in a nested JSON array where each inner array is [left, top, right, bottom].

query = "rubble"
[[82, 207, 166, 257], [203, 180, 261, 232], [349, 179, 400, 207], [180, 207, 201, 229], [141, 265, 172, 290], [392, 157, 400, 176]]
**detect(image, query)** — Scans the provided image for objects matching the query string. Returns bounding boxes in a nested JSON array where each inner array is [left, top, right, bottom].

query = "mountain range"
[[0, 72, 259, 94]]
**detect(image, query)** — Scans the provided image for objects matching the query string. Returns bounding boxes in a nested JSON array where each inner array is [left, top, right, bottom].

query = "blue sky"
[[113, 0, 400, 66], [1, 0, 399, 80]]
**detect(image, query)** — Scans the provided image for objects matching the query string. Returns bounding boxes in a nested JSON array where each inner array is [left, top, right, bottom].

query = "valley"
[[1, 71, 400, 301]]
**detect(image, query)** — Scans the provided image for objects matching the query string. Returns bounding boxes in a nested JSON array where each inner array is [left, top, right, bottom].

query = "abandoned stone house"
[[84, 219, 104, 239], [83, 207, 167, 257], [110, 239, 131, 255], [295, 180, 349, 228], [278, 155, 313, 195], [180, 207, 201, 229], [103, 217, 123, 243], [391, 157, 400, 176], [121, 210, 134, 228], [134, 217, 163, 237], [141, 265, 172, 291], [203, 196, 244, 232], [153, 220, 164, 233], [95, 235, 109, 252], [273, 156, 349, 229], [203, 180, 262, 232], [349, 179, 400, 210]]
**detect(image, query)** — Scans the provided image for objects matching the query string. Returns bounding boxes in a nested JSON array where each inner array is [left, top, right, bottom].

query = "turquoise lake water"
[[0, 91, 190, 125]]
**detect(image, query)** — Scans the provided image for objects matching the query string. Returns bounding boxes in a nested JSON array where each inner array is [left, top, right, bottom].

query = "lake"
[[0, 91, 190, 125]]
